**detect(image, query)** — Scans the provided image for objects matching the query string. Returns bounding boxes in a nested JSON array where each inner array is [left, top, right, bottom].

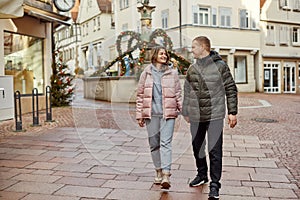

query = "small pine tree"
[[50, 50, 74, 107]]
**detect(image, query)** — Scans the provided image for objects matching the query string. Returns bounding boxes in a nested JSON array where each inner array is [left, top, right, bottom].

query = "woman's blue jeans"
[[146, 117, 175, 173]]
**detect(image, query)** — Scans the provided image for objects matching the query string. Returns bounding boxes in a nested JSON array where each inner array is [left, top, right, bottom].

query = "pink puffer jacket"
[[136, 64, 182, 119]]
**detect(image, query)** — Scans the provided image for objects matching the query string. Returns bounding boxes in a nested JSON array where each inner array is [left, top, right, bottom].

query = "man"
[[182, 36, 238, 199]]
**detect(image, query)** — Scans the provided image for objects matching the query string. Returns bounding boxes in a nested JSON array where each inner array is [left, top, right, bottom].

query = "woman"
[[136, 46, 182, 189]]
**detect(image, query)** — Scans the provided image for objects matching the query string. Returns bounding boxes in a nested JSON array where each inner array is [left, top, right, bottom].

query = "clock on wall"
[[53, 0, 75, 12]]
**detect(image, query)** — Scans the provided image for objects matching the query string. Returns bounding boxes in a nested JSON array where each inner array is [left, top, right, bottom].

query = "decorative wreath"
[[116, 31, 142, 56], [149, 29, 173, 50]]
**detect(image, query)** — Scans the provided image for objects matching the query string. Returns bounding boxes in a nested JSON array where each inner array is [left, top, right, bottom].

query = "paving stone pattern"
[[0, 79, 299, 199]]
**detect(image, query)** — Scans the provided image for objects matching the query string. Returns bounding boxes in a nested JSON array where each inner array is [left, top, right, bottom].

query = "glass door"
[[264, 62, 280, 93], [283, 62, 296, 93]]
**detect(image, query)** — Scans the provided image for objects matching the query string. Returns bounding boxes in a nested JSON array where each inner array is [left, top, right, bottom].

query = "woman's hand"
[[138, 119, 145, 127]]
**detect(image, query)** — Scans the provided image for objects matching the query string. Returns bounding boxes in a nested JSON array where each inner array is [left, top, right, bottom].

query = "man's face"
[[192, 40, 204, 59]]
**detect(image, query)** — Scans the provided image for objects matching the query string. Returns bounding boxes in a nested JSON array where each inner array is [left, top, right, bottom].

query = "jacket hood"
[[196, 50, 222, 66], [144, 63, 173, 74]]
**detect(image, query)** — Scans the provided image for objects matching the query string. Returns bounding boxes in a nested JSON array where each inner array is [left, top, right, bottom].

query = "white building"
[[77, 0, 115, 75], [260, 0, 300, 94], [54, 0, 81, 75], [113, 0, 261, 92]]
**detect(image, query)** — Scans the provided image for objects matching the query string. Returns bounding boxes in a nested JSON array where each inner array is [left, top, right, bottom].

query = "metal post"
[[45, 85, 53, 122], [179, 0, 182, 49], [14, 91, 23, 131], [32, 88, 40, 126]]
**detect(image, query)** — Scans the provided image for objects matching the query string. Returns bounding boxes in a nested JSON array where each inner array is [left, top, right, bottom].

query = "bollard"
[[14, 91, 23, 131], [32, 88, 40, 126], [45, 85, 54, 122]]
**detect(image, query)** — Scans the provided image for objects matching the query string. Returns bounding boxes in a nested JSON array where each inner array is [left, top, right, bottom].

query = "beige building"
[[260, 0, 300, 94], [54, 0, 81, 75], [113, 0, 261, 92]]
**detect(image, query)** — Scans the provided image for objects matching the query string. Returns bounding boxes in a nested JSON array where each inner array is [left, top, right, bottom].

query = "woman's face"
[[156, 49, 168, 64], [192, 40, 204, 59]]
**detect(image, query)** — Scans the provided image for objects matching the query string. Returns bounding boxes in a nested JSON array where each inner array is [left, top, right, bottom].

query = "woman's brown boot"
[[161, 172, 171, 189], [154, 169, 163, 184]]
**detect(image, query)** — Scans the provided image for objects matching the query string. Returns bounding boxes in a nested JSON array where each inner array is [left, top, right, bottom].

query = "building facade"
[[0, 0, 71, 119], [260, 0, 300, 94], [112, 0, 261, 92], [77, 0, 115, 75]]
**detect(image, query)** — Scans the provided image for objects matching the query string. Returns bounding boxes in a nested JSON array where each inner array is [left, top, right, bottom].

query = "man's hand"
[[137, 119, 145, 127], [228, 114, 237, 128], [184, 116, 190, 123]]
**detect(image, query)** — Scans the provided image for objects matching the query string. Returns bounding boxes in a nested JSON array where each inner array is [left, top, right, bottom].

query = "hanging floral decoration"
[[116, 31, 142, 56], [92, 28, 191, 78], [149, 29, 173, 50]]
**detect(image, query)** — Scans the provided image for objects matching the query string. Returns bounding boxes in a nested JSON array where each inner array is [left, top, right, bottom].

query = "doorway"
[[283, 62, 296, 93]]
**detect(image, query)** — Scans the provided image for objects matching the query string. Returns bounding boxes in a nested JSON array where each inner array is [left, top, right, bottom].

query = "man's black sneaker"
[[208, 186, 219, 199], [189, 176, 208, 187]]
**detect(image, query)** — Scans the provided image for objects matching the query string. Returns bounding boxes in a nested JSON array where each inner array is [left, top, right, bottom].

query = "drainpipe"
[[179, 0, 182, 50]]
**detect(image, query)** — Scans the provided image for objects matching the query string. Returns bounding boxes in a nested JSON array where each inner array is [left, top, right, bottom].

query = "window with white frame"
[[93, 19, 96, 31], [252, 20, 257, 29], [193, 5, 210, 26], [136, 20, 140, 33], [234, 56, 247, 83], [161, 10, 169, 29], [219, 7, 231, 28], [120, 0, 129, 9], [97, 16, 101, 30], [239, 9, 249, 29], [279, 0, 290, 9], [212, 8, 217, 26], [298, 63, 300, 79], [82, 24, 85, 37], [88, 0, 93, 7], [122, 23, 129, 40], [86, 22, 88, 36], [279, 25, 289, 45], [292, 27, 300, 45], [294, 0, 300, 10], [266, 25, 275, 45]]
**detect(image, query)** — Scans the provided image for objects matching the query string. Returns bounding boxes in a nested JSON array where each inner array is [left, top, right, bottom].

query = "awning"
[[24, 4, 71, 27], [0, 0, 24, 18]]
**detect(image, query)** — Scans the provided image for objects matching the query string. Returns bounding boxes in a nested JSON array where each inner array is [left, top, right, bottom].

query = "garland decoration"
[[116, 31, 142, 56], [149, 29, 173, 50]]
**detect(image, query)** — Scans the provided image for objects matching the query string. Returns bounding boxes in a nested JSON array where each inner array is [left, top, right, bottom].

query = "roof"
[[96, 0, 112, 13]]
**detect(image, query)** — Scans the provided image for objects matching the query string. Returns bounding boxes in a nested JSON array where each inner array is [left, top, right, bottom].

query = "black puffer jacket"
[[182, 51, 238, 122]]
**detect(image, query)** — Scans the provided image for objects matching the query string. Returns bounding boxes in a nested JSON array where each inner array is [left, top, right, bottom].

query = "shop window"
[[4, 32, 44, 94], [234, 56, 247, 83]]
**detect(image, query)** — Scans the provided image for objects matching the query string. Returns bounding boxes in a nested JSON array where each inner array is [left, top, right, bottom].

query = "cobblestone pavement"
[[0, 79, 299, 199]]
